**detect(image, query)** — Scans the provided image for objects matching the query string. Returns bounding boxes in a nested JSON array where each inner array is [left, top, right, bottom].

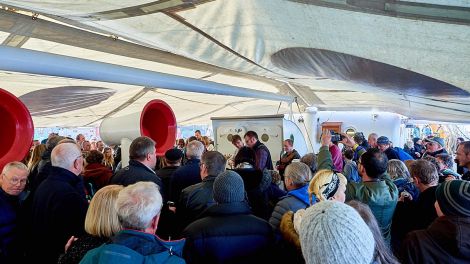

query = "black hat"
[[165, 148, 183, 161]]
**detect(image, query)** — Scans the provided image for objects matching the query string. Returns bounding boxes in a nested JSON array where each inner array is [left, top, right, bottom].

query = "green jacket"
[[317, 145, 398, 244]]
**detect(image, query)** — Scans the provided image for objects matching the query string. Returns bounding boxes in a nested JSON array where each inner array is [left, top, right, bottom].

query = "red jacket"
[[83, 163, 113, 189]]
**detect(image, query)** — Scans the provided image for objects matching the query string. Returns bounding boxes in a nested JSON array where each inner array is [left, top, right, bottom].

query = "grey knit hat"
[[213, 170, 245, 203], [299, 201, 375, 264]]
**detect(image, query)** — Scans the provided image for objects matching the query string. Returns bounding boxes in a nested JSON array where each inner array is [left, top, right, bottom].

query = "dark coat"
[[182, 202, 273, 264], [169, 159, 201, 203], [83, 163, 113, 190], [111, 160, 162, 190], [58, 233, 107, 264], [234, 168, 286, 220], [422, 148, 448, 158], [157, 166, 179, 202], [177, 175, 217, 231], [392, 185, 438, 253], [384, 147, 400, 160], [401, 216, 470, 264], [0, 189, 28, 263], [31, 166, 88, 263]]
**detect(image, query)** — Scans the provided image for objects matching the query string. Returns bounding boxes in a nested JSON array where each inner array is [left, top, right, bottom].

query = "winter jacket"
[[177, 175, 217, 231], [422, 148, 448, 158], [391, 185, 438, 253], [318, 145, 398, 244], [58, 233, 107, 264], [343, 160, 360, 183], [182, 202, 273, 264], [31, 166, 88, 263], [269, 184, 310, 231], [393, 178, 419, 201], [111, 159, 162, 189], [401, 216, 470, 264], [80, 230, 185, 264], [83, 163, 113, 190], [329, 144, 343, 172], [169, 159, 201, 203], [384, 147, 400, 161], [0, 189, 28, 263], [157, 166, 179, 202], [235, 168, 286, 220], [279, 211, 304, 264]]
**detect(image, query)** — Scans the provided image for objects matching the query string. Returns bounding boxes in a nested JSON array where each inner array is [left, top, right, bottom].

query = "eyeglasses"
[[3, 174, 27, 185]]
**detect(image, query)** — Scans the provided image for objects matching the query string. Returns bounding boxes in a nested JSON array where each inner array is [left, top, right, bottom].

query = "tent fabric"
[[0, 0, 469, 127]]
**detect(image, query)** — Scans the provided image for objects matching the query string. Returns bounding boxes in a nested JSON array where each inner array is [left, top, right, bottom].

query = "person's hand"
[[340, 132, 356, 148], [398, 191, 412, 202], [168, 206, 176, 213], [64, 236, 78, 252], [445, 175, 456, 182], [415, 152, 421, 158], [321, 129, 332, 147]]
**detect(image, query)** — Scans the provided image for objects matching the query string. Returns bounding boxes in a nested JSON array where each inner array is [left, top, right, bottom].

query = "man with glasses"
[[422, 136, 447, 158], [0, 162, 29, 263], [31, 142, 88, 263]]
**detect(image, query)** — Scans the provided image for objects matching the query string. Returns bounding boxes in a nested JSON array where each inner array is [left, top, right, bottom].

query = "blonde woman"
[[308, 169, 348, 203], [27, 144, 46, 174], [201, 136, 215, 151], [58, 185, 123, 264], [102, 147, 114, 171]]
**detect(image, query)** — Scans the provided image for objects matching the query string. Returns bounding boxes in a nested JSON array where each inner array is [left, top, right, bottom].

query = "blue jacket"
[[393, 178, 419, 201], [80, 230, 185, 264], [182, 202, 273, 264], [269, 184, 310, 231]]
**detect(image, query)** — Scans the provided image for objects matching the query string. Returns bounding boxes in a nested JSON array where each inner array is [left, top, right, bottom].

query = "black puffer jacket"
[[182, 202, 274, 264]]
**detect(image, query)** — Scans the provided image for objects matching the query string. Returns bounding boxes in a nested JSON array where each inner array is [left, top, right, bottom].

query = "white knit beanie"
[[299, 201, 375, 264]]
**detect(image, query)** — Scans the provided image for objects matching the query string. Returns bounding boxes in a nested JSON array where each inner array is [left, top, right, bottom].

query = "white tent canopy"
[[0, 0, 469, 127]]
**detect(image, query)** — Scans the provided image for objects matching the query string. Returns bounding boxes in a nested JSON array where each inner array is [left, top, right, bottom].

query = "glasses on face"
[[3, 174, 27, 186]]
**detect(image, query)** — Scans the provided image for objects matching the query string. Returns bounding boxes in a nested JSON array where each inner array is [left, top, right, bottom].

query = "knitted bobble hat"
[[213, 170, 245, 204], [436, 180, 470, 217], [299, 201, 375, 264]]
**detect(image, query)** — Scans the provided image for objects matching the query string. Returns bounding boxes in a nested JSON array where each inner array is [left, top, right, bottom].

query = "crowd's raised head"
[[164, 148, 183, 165], [46, 135, 66, 151], [299, 201, 375, 264], [186, 140, 205, 159], [129, 136, 155, 161], [85, 185, 123, 238], [300, 153, 317, 174], [201, 151, 226, 177], [115, 181, 162, 231], [308, 169, 347, 203], [213, 170, 245, 204], [360, 148, 388, 178], [409, 159, 438, 186], [51, 142, 83, 175], [86, 150, 104, 164], [284, 162, 311, 188], [387, 159, 411, 181], [1, 161, 28, 196]]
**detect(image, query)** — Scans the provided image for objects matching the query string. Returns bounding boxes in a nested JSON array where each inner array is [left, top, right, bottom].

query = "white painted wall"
[[290, 111, 405, 153]]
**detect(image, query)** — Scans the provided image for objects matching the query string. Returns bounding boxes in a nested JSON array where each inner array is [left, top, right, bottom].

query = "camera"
[[330, 131, 343, 142]]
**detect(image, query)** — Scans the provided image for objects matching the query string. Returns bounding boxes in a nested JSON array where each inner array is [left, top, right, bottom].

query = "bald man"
[[31, 143, 88, 263]]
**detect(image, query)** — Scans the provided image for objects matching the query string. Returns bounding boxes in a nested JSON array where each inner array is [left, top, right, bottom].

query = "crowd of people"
[[1, 129, 470, 264]]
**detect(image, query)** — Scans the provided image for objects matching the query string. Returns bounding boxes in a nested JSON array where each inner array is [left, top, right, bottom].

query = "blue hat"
[[424, 136, 445, 148], [377, 136, 390, 145]]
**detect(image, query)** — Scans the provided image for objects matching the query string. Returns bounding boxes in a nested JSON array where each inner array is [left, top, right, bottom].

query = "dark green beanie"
[[436, 180, 470, 217]]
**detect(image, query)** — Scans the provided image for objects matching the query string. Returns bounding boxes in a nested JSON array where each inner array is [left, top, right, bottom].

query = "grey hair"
[[2, 161, 28, 175], [285, 162, 311, 186], [115, 182, 162, 230], [186, 140, 205, 159], [51, 143, 81, 170], [129, 136, 155, 161], [387, 159, 411, 181]]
